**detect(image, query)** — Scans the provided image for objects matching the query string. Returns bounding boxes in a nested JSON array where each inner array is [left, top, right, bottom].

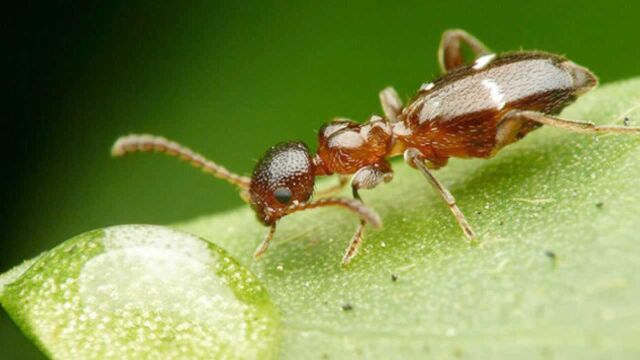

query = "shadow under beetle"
[[112, 29, 640, 265]]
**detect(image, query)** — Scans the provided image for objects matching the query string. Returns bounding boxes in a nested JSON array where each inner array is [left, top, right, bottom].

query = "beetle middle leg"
[[404, 148, 476, 240], [342, 161, 393, 265], [438, 29, 491, 73], [504, 110, 640, 135], [379, 86, 404, 122], [490, 114, 526, 157]]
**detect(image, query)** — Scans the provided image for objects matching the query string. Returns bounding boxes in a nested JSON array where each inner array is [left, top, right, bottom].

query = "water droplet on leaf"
[[0, 225, 279, 359]]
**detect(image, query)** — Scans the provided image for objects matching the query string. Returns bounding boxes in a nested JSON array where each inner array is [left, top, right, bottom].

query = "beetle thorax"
[[314, 116, 393, 175]]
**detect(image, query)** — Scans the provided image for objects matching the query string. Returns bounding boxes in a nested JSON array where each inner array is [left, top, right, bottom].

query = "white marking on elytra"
[[420, 82, 435, 91], [418, 99, 442, 124], [472, 53, 496, 70], [481, 79, 506, 110]]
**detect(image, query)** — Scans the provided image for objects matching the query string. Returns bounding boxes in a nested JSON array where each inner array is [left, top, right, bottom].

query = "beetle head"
[[249, 141, 316, 225]]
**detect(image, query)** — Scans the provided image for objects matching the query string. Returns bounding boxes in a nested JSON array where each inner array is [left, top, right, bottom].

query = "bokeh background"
[[4, 1, 639, 358]]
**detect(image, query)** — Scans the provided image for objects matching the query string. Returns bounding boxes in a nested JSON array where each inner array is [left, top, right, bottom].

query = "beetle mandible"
[[112, 29, 640, 265]]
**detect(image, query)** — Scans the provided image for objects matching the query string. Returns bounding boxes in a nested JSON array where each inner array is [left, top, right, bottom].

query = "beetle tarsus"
[[254, 225, 276, 259], [342, 220, 366, 266]]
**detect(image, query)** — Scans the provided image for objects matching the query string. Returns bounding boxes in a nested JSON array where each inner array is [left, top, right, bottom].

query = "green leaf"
[[0, 225, 279, 359], [177, 78, 640, 358], [2, 78, 640, 359]]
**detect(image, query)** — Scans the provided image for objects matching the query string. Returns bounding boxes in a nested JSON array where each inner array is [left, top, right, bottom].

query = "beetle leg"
[[343, 219, 366, 266], [352, 161, 394, 191], [404, 148, 476, 240], [253, 224, 277, 259], [510, 110, 640, 135], [315, 175, 350, 198], [342, 161, 393, 265], [424, 157, 449, 170], [379, 86, 404, 122], [491, 113, 526, 156], [438, 29, 491, 73]]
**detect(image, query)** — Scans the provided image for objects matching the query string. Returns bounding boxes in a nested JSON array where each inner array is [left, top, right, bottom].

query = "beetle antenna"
[[112, 134, 251, 190], [281, 197, 382, 229]]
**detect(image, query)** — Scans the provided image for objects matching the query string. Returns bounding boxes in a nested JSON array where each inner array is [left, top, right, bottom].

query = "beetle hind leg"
[[438, 29, 491, 73], [507, 110, 640, 135]]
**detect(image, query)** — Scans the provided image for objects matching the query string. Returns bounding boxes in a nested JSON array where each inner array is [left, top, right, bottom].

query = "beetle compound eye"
[[274, 187, 293, 204]]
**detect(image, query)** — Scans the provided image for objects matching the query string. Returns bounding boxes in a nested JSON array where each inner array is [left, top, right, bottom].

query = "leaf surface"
[[0, 226, 279, 359], [2, 78, 640, 359], [179, 78, 640, 358]]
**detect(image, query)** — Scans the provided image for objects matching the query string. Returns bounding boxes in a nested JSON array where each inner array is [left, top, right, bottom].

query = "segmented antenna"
[[111, 134, 251, 189], [282, 197, 382, 228]]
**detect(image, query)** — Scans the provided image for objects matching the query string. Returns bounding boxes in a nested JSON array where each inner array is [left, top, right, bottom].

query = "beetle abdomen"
[[408, 52, 579, 124], [395, 52, 596, 159]]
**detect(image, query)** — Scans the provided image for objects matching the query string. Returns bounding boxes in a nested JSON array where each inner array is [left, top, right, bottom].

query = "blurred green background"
[[4, 1, 640, 358]]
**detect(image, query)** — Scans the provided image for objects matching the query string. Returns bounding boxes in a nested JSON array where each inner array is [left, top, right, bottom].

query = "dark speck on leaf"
[[544, 250, 557, 263], [595, 202, 604, 209], [391, 274, 398, 282], [624, 116, 630, 126], [341, 303, 353, 311]]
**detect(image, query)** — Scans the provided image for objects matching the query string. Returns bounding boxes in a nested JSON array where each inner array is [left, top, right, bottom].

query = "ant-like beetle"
[[112, 29, 640, 265]]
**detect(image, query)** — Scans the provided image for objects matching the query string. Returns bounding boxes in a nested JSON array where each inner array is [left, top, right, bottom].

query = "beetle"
[[112, 29, 640, 265]]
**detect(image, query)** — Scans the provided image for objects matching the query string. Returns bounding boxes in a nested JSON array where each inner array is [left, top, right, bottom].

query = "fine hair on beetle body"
[[112, 29, 640, 266]]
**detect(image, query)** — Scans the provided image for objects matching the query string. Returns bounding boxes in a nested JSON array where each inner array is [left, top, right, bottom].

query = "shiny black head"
[[249, 141, 316, 225]]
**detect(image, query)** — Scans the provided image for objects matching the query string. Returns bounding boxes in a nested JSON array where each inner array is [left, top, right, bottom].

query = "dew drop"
[[0, 225, 279, 359]]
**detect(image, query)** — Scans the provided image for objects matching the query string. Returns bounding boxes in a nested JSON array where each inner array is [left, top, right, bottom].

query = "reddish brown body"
[[400, 53, 575, 160], [315, 116, 393, 175], [112, 29, 637, 265], [315, 52, 597, 175]]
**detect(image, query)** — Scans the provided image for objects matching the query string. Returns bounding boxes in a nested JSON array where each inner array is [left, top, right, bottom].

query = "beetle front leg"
[[253, 224, 277, 259], [342, 161, 393, 265], [438, 29, 491, 73], [404, 148, 476, 240]]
